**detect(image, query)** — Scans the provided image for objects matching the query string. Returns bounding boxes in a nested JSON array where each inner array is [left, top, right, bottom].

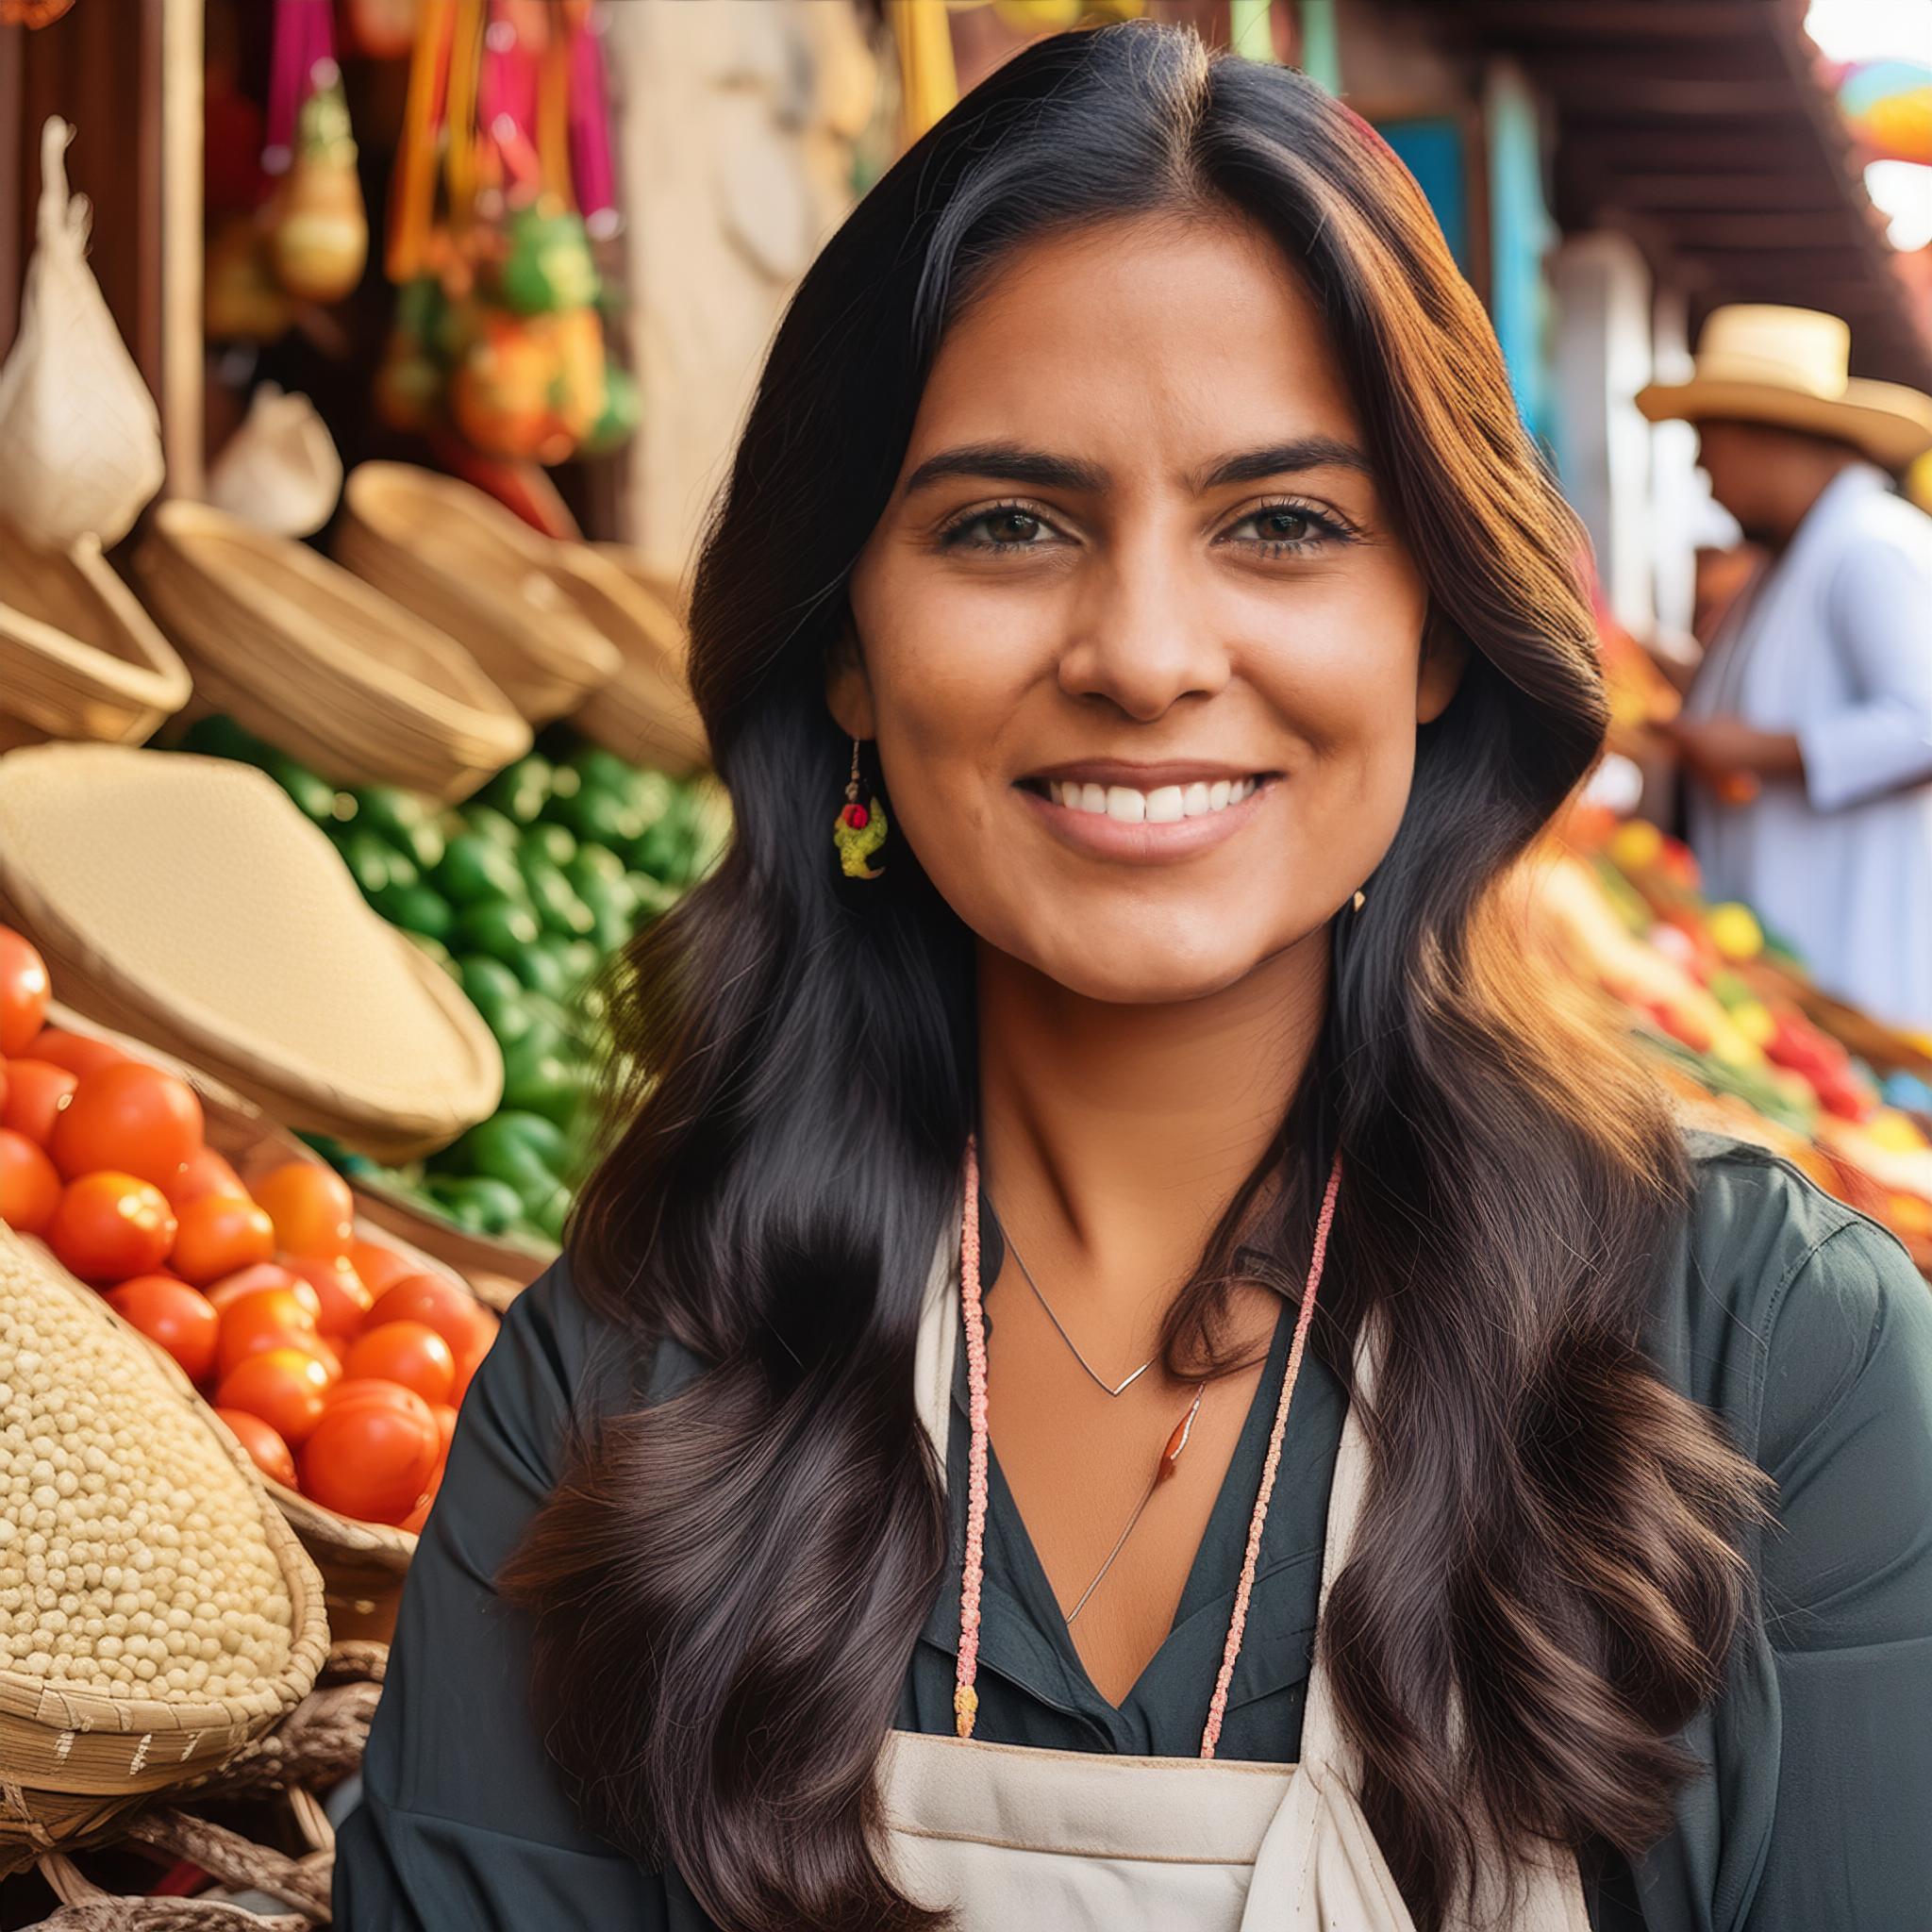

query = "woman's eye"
[[1229, 505, 1350, 555], [940, 506, 1054, 552]]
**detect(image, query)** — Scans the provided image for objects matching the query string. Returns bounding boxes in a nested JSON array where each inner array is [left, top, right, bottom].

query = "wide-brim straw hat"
[[1635, 304, 1932, 472]]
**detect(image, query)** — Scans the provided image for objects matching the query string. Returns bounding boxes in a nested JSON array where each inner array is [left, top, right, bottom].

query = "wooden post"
[[158, 0, 203, 499]]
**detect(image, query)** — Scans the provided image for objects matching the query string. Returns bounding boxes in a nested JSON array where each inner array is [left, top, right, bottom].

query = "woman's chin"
[[1006, 924, 1293, 1008]]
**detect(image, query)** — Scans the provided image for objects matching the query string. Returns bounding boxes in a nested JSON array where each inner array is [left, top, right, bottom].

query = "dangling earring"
[[833, 737, 888, 879]]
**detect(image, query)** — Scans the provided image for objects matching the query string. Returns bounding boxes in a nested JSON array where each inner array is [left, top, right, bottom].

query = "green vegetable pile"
[[178, 716, 729, 1249]]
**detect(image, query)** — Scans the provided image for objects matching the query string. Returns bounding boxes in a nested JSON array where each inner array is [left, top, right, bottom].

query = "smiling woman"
[[335, 21, 1932, 1932]]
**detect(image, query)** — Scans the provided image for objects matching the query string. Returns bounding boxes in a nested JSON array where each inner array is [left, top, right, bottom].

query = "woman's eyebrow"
[[899, 435, 1374, 499]]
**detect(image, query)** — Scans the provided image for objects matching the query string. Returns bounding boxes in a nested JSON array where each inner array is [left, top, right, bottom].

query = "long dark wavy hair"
[[502, 23, 1767, 1931]]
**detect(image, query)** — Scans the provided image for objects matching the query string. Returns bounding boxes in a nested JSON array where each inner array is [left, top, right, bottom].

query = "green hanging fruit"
[[498, 204, 600, 315], [582, 362, 641, 457]]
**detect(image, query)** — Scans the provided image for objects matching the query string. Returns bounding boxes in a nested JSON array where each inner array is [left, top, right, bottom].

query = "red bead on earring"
[[832, 737, 888, 879]]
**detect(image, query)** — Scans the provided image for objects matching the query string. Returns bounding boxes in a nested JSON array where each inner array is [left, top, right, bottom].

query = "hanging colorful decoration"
[[377, 0, 635, 466], [1837, 58, 1932, 168], [205, 0, 369, 341], [264, 0, 370, 305]]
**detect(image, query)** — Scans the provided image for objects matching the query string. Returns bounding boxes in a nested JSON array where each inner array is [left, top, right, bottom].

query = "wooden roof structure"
[[1446, 0, 1932, 390]]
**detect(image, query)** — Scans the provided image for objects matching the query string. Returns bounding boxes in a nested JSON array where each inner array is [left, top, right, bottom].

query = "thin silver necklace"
[[993, 1208, 1213, 1623], [1000, 1221, 1158, 1397]]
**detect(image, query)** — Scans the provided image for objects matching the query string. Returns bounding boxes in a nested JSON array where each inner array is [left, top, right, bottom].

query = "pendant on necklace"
[[1158, 1384, 1205, 1481]]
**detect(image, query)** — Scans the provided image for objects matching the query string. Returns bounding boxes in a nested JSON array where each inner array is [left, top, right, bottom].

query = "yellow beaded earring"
[[833, 737, 888, 879]]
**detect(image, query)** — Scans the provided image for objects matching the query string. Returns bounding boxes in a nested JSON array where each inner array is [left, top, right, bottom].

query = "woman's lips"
[[1015, 772, 1276, 860]]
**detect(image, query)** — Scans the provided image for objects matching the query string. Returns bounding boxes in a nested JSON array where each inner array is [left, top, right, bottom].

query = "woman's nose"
[[1053, 544, 1232, 722]]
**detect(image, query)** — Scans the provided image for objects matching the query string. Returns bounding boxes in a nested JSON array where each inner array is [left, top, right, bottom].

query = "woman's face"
[[837, 211, 1456, 1005]]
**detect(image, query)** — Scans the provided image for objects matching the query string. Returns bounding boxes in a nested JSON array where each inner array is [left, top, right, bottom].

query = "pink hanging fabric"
[[567, 10, 617, 231], [264, 0, 338, 173]]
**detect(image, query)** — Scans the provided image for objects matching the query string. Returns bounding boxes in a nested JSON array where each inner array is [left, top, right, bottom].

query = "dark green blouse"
[[333, 1131, 1932, 1929]]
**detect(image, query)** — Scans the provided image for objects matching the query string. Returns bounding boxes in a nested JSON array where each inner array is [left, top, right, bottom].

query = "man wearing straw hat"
[[1637, 304, 1932, 1031]]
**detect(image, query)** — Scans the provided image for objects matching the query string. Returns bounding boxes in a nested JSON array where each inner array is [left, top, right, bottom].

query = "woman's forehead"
[[905, 220, 1362, 492]]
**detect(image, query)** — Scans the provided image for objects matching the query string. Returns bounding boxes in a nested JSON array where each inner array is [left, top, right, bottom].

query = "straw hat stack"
[[334, 462, 622, 724], [553, 541, 708, 774], [0, 521, 190, 752], [133, 500, 531, 804]]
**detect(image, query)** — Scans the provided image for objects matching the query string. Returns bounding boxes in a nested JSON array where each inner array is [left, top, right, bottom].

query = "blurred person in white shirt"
[[1638, 305, 1932, 1031]]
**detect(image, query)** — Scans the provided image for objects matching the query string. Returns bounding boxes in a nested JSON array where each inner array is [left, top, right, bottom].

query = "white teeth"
[[1040, 775, 1264, 820]]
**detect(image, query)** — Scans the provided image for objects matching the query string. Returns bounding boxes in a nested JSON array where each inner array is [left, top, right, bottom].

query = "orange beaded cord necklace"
[[952, 1134, 1343, 1757]]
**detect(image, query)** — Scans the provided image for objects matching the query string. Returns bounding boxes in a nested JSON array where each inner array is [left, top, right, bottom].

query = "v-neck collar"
[[922, 1191, 1344, 1751]]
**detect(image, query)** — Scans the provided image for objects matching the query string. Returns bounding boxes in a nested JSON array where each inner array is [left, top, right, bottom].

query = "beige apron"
[[877, 1216, 1591, 1932]]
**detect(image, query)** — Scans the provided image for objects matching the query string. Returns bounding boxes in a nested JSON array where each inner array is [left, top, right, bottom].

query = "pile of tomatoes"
[[0, 923, 497, 1530]]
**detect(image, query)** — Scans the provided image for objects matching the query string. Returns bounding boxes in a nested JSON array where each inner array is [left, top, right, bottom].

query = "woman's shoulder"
[[1656, 1127, 1932, 1464], [489, 1251, 709, 1433]]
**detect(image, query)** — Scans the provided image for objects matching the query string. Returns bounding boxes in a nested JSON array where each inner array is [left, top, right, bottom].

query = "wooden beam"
[[1662, 213, 1889, 250], [1543, 79, 1800, 116], [1598, 174, 1841, 212], [1551, 129, 1826, 173], [1459, 1, 1768, 39]]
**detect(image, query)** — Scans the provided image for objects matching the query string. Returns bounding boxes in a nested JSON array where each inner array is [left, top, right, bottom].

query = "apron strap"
[[1294, 1314, 1379, 1776], [913, 1174, 964, 1465]]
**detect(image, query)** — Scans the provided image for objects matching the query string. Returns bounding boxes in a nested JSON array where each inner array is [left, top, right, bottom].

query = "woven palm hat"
[[1635, 304, 1932, 472]]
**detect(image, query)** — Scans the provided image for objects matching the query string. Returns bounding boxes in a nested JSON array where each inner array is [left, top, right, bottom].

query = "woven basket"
[[557, 543, 708, 774], [30, 1006, 493, 1640], [0, 745, 503, 1161], [26, 1641, 385, 1928], [0, 524, 190, 753], [0, 1236, 329, 1879], [131, 501, 530, 804], [334, 462, 620, 724]]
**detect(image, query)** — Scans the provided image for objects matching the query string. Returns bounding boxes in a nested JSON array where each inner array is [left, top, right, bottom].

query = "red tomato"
[[343, 1321, 455, 1405], [45, 1172, 177, 1280], [366, 1274, 496, 1357], [0, 1063, 7, 1118], [397, 1456, 447, 1535], [0, 1127, 61, 1235], [215, 1286, 321, 1377], [325, 1375, 426, 1416], [348, 1238, 417, 1298], [216, 1345, 331, 1445], [0, 929, 50, 1056], [106, 1274, 220, 1385], [299, 1386, 440, 1524], [2, 1059, 76, 1147], [282, 1251, 374, 1338], [206, 1261, 313, 1317], [23, 1028, 130, 1080], [251, 1161, 354, 1257], [430, 1402, 458, 1457], [162, 1146, 248, 1210], [215, 1407, 298, 1489], [50, 1061, 204, 1188], [169, 1192, 275, 1285]]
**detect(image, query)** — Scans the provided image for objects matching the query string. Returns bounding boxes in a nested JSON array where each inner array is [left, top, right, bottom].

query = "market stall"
[[1, 2, 1928, 1926]]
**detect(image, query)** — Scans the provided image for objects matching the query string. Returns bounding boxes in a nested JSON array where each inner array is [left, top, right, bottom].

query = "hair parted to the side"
[[499, 24, 1768, 1931]]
